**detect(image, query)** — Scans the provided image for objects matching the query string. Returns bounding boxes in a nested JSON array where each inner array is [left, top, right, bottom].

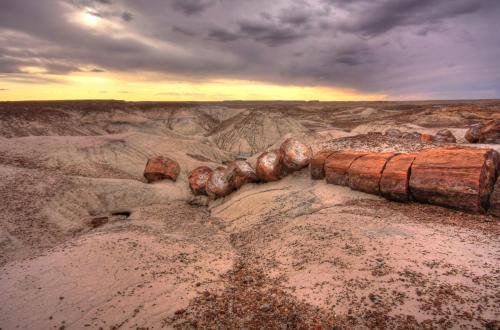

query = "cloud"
[[0, 0, 499, 99]]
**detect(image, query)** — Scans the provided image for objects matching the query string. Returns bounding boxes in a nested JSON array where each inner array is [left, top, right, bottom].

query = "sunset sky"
[[1, 0, 499, 101]]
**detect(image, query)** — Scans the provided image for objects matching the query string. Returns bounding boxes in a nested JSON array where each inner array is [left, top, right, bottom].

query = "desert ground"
[[0, 100, 499, 329]]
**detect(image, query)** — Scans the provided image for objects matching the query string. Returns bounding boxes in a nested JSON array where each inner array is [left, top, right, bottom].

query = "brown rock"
[[143, 156, 180, 183], [310, 150, 337, 180], [409, 147, 499, 213], [348, 152, 397, 195], [188, 166, 213, 195], [420, 134, 433, 143], [380, 153, 417, 202], [465, 125, 481, 143], [384, 128, 402, 137], [434, 129, 456, 143], [227, 160, 258, 189], [205, 166, 235, 199], [325, 150, 368, 186], [402, 131, 422, 140], [256, 150, 284, 182], [280, 138, 313, 171], [488, 179, 500, 217]]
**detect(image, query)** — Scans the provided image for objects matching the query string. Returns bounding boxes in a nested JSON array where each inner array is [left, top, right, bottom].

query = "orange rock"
[[348, 152, 397, 195], [143, 156, 180, 183], [420, 134, 433, 143], [280, 138, 313, 171], [325, 150, 368, 186], [380, 153, 417, 202], [409, 147, 499, 213], [310, 150, 337, 180], [188, 166, 213, 195], [227, 160, 258, 189], [256, 150, 284, 182], [205, 166, 235, 199]]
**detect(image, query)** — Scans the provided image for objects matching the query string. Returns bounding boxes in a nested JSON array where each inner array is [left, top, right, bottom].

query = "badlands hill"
[[0, 100, 499, 329]]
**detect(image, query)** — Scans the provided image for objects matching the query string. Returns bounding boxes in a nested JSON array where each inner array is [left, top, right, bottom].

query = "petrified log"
[[227, 160, 258, 189], [409, 147, 499, 213], [348, 152, 396, 195], [143, 156, 180, 183], [420, 134, 433, 143], [280, 138, 313, 171], [310, 150, 337, 180], [380, 153, 417, 202], [205, 166, 235, 199], [325, 150, 368, 186], [472, 120, 500, 144], [488, 179, 500, 217], [434, 129, 456, 143], [188, 166, 213, 195], [465, 125, 481, 143], [256, 150, 284, 182]]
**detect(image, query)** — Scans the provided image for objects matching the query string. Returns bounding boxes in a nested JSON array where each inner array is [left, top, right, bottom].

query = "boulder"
[[348, 152, 397, 195], [310, 150, 337, 180], [143, 156, 180, 183], [402, 132, 422, 140], [433, 129, 456, 143], [465, 120, 500, 144], [188, 166, 213, 195], [279, 138, 313, 171], [465, 125, 481, 143], [380, 153, 417, 202], [409, 147, 499, 213], [227, 160, 258, 189], [256, 150, 284, 182], [325, 150, 368, 186], [205, 166, 235, 199], [488, 179, 500, 217], [384, 128, 402, 138], [420, 134, 433, 143]]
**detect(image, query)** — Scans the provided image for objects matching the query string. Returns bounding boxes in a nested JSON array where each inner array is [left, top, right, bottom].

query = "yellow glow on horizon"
[[0, 72, 387, 102]]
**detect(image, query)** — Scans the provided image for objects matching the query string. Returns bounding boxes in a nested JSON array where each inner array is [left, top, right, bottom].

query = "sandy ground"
[[0, 100, 499, 329]]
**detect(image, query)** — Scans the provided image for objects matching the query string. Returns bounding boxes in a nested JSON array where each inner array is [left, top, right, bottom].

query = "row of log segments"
[[312, 146, 500, 215]]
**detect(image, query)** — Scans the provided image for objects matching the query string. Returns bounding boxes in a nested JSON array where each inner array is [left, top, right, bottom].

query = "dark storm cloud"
[[0, 0, 499, 98]]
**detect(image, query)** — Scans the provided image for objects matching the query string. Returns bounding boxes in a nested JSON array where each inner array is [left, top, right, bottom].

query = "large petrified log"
[[143, 156, 180, 183], [310, 150, 337, 180], [325, 150, 368, 186], [205, 166, 235, 199], [380, 153, 416, 202], [409, 147, 499, 213], [227, 160, 258, 189], [256, 150, 284, 182], [188, 166, 213, 195], [488, 179, 500, 217], [280, 138, 313, 171], [348, 152, 396, 195]]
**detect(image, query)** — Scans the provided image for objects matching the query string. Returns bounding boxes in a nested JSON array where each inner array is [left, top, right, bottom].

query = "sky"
[[0, 0, 499, 101]]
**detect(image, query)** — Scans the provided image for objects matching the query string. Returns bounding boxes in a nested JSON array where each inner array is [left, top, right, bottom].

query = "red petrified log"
[[205, 166, 235, 199], [227, 160, 258, 189], [310, 150, 337, 180], [189, 166, 213, 195], [280, 138, 313, 172], [256, 150, 284, 182], [465, 120, 500, 144], [409, 147, 499, 213], [144, 156, 180, 183], [325, 150, 368, 186], [380, 153, 417, 202], [348, 152, 397, 195]]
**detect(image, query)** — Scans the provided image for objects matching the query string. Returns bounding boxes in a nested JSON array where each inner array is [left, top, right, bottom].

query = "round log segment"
[[188, 166, 213, 195], [434, 129, 456, 143], [348, 152, 397, 195], [325, 150, 368, 186], [280, 138, 313, 171], [409, 147, 499, 213], [227, 160, 258, 189], [143, 156, 180, 183], [310, 150, 337, 180], [256, 150, 284, 182], [380, 153, 417, 202], [205, 166, 235, 199]]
